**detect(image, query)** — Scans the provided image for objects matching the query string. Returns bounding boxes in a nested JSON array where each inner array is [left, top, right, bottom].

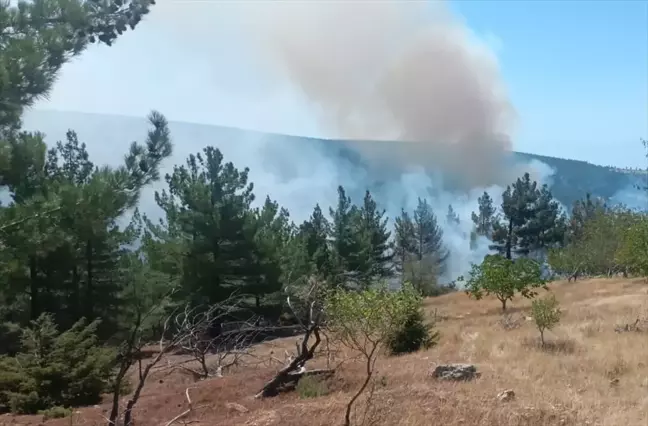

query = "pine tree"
[[491, 173, 539, 259], [149, 146, 255, 306], [328, 186, 364, 287], [356, 190, 393, 284], [246, 196, 291, 309], [518, 185, 566, 254], [409, 198, 448, 293], [393, 209, 416, 278], [0, 0, 155, 137], [471, 191, 495, 237], [491, 173, 566, 259], [298, 204, 331, 277], [446, 204, 460, 226]]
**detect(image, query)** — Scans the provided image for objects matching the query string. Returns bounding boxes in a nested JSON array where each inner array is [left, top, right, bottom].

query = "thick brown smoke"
[[149, 0, 517, 187], [241, 0, 517, 186]]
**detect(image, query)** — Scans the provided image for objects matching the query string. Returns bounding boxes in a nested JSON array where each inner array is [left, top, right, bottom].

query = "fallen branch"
[[255, 278, 329, 398], [164, 387, 196, 426]]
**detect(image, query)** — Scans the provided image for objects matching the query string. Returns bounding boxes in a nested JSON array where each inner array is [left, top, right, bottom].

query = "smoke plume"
[[234, 0, 516, 187]]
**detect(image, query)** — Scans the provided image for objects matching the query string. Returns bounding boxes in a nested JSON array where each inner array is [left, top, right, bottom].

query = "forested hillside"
[[2, 1, 648, 425]]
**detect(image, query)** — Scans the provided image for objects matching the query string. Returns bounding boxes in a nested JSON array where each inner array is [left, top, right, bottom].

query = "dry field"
[[4, 277, 648, 426]]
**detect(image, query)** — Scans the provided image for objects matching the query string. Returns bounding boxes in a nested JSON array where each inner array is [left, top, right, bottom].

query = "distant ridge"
[[22, 109, 638, 208]]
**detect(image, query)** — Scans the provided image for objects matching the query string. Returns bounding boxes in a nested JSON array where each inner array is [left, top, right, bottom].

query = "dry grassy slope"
[[4, 278, 648, 426]]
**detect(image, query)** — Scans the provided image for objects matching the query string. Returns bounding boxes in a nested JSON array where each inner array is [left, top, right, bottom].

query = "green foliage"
[[387, 299, 439, 355], [393, 199, 448, 295], [531, 293, 561, 346], [296, 375, 330, 399], [0, 0, 155, 135], [471, 191, 496, 237], [617, 215, 648, 276], [490, 173, 565, 259], [0, 313, 116, 414], [550, 206, 641, 278], [39, 406, 72, 420], [460, 254, 546, 311], [325, 284, 425, 354]]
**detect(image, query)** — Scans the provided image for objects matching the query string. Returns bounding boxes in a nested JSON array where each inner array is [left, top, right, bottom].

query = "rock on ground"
[[430, 364, 479, 381]]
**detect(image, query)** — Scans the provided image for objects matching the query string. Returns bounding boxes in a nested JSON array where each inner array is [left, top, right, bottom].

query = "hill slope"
[[5, 277, 648, 426], [21, 109, 640, 209]]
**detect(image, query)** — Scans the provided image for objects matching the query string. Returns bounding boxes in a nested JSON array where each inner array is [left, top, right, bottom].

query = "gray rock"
[[430, 363, 479, 381]]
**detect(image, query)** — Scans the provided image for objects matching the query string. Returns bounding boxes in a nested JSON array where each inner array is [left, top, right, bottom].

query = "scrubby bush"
[[531, 293, 562, 347], [0, 313, 116, 414], [387, 296, 439, 355]]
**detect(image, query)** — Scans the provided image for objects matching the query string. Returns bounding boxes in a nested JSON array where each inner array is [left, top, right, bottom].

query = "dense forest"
[[1, 1, 648, 424]]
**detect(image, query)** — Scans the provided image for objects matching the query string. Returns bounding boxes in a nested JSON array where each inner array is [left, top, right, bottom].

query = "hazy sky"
[[32, 0, 648, 168]]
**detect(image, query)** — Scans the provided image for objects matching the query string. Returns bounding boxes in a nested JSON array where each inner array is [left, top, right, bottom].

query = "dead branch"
[[108, 292, 249, 426], [172, 297, 261, 380], [255, 277, 332, 398]]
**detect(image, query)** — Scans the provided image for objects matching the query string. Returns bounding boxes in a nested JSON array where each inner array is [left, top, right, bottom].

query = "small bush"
[[387, 306, 439, 355], [0, 313, 117, 414], [531, 293, 562, 347], [39, 406, 72, 420], [296, 375, 329, 399]]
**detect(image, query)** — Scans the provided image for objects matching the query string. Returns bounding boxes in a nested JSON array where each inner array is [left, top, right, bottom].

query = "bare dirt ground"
[[4, 277, 648, 426]]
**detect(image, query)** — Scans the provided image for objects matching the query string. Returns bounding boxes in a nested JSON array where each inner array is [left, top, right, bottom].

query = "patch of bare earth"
[[4, 278, 648, 426]]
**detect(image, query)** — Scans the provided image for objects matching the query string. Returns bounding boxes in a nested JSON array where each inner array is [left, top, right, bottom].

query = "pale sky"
[[33, 0, 648, 168]]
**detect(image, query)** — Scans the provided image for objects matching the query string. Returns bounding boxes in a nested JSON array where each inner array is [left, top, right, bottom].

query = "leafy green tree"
[[325, 284, 424, 426], [530, 293, 561, 347], [460, 254, 546, 311], [567, 193, 606, 243], [616, 213, 648, 276]]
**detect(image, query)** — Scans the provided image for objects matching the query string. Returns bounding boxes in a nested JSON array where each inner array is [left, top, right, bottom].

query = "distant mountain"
[[21, 109, 642, 210]]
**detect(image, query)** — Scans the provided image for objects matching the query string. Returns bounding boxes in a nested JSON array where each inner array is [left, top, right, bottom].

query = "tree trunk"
[[29, 256, 39, 320], [505, 219, 513, 260], [344, 349, 377, 426], [85, 239, 94, 320], [500, 298, 507, 312]]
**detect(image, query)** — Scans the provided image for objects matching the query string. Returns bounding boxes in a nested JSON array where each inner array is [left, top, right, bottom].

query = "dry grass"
[[4, 277, 648, 426]]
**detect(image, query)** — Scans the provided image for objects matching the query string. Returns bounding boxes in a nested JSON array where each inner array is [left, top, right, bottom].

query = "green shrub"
[[38, 406, 72, 420], [296, 375, 329, 399], [0, 313, 117, 414], [387, 305, 439, 355]]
